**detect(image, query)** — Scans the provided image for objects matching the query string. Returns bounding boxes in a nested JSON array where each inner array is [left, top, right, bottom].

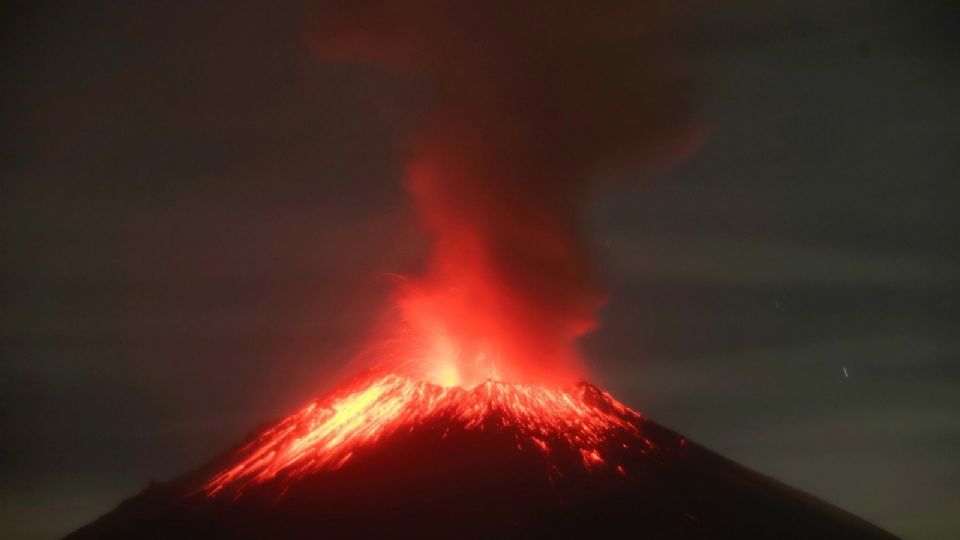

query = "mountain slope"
[[69, 372, 897, 539]]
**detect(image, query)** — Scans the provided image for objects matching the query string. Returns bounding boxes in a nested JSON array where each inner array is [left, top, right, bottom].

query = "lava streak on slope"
[[204, 372, 651, 499]]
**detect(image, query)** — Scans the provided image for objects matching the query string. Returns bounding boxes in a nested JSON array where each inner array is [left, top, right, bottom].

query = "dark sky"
[[2, 1, 958, 539]]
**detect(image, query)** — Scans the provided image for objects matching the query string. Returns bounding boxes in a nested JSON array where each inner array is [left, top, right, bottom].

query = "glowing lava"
[[204, 372, 647, 498]]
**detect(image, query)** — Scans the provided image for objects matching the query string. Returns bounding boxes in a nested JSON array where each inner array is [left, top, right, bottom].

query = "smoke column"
[[315, 1, 705, 386]]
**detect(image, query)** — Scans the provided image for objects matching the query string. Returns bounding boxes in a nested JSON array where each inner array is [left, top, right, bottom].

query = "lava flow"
[[71, 372, 897, 540], [204, 371, 649, 499]]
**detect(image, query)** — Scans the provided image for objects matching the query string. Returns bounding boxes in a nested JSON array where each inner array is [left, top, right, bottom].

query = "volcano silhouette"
[[70, 372, 895, 539]]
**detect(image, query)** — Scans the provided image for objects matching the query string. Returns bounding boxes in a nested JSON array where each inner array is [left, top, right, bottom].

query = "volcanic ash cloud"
[[313, 1, 707, 386]]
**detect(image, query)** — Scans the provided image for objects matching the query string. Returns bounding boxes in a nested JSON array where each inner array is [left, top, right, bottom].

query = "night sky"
[[2, 2, 959, 539]]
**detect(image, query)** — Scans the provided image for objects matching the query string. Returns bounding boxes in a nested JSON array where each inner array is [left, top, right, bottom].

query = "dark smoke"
[[312, 1, 707, 384]]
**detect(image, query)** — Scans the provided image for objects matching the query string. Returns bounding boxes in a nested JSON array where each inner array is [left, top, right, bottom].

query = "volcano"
[[70, 371, 895, 539]]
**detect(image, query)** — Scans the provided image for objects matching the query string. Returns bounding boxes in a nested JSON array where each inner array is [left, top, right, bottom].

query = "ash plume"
[[313, 1, 707, 384]]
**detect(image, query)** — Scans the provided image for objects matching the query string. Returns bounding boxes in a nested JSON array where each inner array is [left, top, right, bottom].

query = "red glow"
[[309, 1, 704, 388], [383, 136, 604, 388], [204, 372, 646, 498]]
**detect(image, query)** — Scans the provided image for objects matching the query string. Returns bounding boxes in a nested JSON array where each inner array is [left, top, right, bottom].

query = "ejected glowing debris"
[[204, 372, 645, 497]]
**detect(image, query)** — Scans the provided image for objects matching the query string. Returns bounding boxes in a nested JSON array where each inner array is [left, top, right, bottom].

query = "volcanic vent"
[[71, 371, 895, 539]]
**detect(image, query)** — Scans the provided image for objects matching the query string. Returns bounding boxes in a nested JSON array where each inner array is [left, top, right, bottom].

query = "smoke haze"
[[314, 1, 706, 384]]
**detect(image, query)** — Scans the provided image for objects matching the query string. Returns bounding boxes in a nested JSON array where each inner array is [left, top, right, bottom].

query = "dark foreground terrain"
[[70, 380, 897, 539]]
